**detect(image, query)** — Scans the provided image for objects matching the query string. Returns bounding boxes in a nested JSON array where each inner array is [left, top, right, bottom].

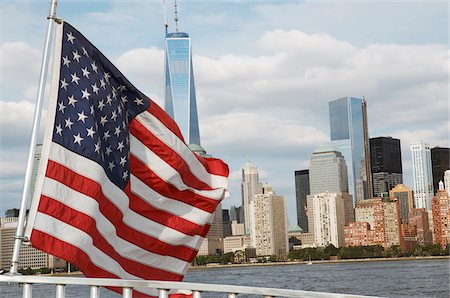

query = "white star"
[[103, 130, 111, 140], [65, 117, 74, 129], [98, 100, 106, 111], [91, 61, 98, 73], [112, 88, 117, 99], [122, 171, 129, 180], [77, 111, 88, 123], [100, 115, 108, 127], [82, 47, 89, 57], [105, 146, 113, 156], [60, 78, 68, 90], [121, 96, 127, 103], [68, 95, 78, 107], [72, 51, 81, 63], [122, 121, 127, 129], [90, 105, 95, 115], [63, 56, 71, 67], [81, 67, 91, 79], [94, 141, 101, 153], [70, 73, 80, 85], [67, 32, 75, 44], [119, 156, 127, 167], [134, 97, 144, 106], [111, 110, 118, 122], [86, 126, 95, 138], [106, 95, 113, 106], [104, 72, 111, 83], [81, 89, 91, 100], [117, 141, 125, 152], [117, 106, 122, 115], [114, 126, 121, 137], [91, 83, 99, 95], [73, 133, 84, 145], [108, 161, 115, 171], [58, 102, 66, 113], [55, 124, 63, 136], [118, 85, 127, 92], [100, 78, 106, 89]]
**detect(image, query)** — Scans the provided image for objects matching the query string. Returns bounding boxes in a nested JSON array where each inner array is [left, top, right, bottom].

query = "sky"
[[0, 0, 448, 226]]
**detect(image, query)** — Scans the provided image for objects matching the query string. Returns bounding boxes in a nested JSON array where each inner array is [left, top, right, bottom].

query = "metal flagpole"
[[9, 0, 60, 275]]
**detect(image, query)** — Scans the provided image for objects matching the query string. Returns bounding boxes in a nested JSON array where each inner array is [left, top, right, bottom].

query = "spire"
[[174, 0, 179, 33]]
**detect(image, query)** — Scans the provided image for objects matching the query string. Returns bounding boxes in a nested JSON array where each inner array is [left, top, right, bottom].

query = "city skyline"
[[0, 1, 448, 224]]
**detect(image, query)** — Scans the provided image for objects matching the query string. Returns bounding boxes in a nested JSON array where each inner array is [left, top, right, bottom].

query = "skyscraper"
[[411, 142, 434, 210], [241, 161, 262, 235], [431, 147, 450, 192], [294, 170, 310, 232], [164, 31, 201, 147], [389, 184, 414, 223], [370, 137, 403, 196], [329, 96, 372, 204]]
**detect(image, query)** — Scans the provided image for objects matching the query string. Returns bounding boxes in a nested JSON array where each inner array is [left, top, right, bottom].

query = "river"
[[1, 259, 448, 297]]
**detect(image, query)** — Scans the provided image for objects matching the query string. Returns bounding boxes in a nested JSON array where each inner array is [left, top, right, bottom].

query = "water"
[[1, 259, 448, 297]]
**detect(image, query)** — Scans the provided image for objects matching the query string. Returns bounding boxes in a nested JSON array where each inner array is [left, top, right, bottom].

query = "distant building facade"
[[294, 169, 310, 232], [411, 142, 434, 210], [241, 161, 262, 235], [389, 184, 414, 223], [445, 170, 450, 196], [198, 204, 224, 256], [370, 137, 403, 196], [431, 147, 450, 192], [432, 185, 450, 249]]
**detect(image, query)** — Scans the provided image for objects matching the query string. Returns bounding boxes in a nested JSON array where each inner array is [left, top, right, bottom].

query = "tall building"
[[197, 204, 224, 256], [222, 209, 231, 238], [30, 143, 43, 198], [432, 183, 450, 249], [241, 161, 262, 235], [308, 192, 354, 248], [294, 170, 310, 232], [408, 208, 433, 247], [329, 96, 372, 204], [370, 137, 403, 196], [445, 170, 450, 196], [411, 142, 434, 210], [431, 147, 450, 192], [249, 184, 288, 256], [309, 145, 349, 196], [389, 184, 414, 223], [229, 205, 244, 223], [164, 30, 201, 147]]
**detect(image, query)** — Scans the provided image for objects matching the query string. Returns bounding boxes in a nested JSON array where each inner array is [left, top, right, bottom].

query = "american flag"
[[24, 21, 228, 297]]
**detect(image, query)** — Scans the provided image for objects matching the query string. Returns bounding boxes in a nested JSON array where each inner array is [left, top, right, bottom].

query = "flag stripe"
[[45, 159, 202, 259], [39, 180, 189, 275]]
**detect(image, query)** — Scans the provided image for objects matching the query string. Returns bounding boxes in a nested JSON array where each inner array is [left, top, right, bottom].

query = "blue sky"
[[1, 0, 448, 225]]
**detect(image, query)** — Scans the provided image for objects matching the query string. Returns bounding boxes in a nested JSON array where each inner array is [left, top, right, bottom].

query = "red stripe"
[[126, 189, 211, 237], [148, 102, 185, 143], [45, 160, 198, 262], [130, 120, 212, 191], [37, 195, 183, 281], [130, 155, 219, 213]]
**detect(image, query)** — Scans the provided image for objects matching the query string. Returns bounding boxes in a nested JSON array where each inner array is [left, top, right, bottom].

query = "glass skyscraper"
[[164, 32, 201, 147], [329, 96, 372, 205]]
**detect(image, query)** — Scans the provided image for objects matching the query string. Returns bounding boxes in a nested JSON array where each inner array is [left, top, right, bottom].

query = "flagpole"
[[9, 0, 60, 275]]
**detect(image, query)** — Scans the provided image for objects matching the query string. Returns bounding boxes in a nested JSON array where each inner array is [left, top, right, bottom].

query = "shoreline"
[[187, 255, 449, 270]]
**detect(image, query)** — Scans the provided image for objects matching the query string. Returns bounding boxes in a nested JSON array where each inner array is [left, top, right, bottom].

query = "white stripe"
[[41, 177, 189, 275], [130, 174, 213, 226], [33, 212, 159, 297], [130, 135, 226, 200], [48, 142, 203, 249], [136, 111, 228, 188]]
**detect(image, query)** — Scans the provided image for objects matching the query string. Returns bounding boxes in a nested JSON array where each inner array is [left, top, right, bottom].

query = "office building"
[[230, 220, 245, 236], [164, 30, 201, 148], [408, 208, 433, 247], [229, 206, 244, 224], [197, 204, 224, 256], [308, 192, 354, 248], [250, 184, 288, 256], [432, 183, 450, 249], [241, 161, 262, 235], [389, 184, 414, 223], [370, 137, 403, 196], [431, 147, 450, 192], [294, 170, 310, 232], [223, 235, 252, 254], [329, 96, 372, 204], [222, 209, 231, 238], [411, 142, 434, 210], [445, 170, 450, 196], [30, 144, 43, 198]]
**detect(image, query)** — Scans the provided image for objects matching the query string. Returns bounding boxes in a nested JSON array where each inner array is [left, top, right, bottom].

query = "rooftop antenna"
[[174, 0, 179, 32], [162, 0, 168, 35]]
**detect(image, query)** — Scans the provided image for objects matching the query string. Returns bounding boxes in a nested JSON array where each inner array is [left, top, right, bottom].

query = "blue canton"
[[53, 22, 150, 189]]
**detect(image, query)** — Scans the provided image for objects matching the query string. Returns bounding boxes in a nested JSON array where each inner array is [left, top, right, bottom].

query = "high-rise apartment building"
[[370, 137, 403, 196], [389, 184, 414, 223], [249, 184, 288, 256], [294, 170, 310, 232], [445, 170, 450, 196], [329, 96, 372, 204], [164, 31, 201, 147], [309, 145, 349, 195], [241, 161, 262, 235], [432, 183, 450, 249], [308, 192, 354, 248], [431, 147, 450, 192], [408, 208, 433, 247], [411, 142, 434, 210]]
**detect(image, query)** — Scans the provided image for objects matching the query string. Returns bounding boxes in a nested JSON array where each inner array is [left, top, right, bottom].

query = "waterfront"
[[0, 259, 448, 297]]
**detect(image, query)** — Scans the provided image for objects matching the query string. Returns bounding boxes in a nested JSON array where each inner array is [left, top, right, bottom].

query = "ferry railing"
[[0, 275, 379, 298]]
